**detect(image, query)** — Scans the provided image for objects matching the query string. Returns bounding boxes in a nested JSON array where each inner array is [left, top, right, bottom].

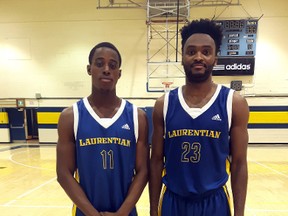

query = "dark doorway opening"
[[25, 108, 39, 141]]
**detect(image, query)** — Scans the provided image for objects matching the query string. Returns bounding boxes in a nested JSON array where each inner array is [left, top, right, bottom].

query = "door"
[[7, 108, 26, 142]]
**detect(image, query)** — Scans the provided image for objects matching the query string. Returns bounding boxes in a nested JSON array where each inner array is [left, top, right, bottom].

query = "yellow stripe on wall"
[[37, 112, 61, 124], [0, 112, 9, 124], [249, 111, 288, 124]]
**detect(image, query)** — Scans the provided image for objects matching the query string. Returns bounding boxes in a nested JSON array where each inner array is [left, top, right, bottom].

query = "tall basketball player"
[[57, 42, 149, 216], [149, 19, 249, 216]]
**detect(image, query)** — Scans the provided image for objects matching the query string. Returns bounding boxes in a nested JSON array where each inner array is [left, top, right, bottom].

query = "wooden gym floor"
[[0, 142, 287, 216]]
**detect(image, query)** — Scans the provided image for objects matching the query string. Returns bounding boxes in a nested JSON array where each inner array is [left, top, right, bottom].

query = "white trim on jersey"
[[73, 103, 79, 139], [163, 92, 170, 137], [178, 84, 222, 119], [83, 97, 126, 129], [227, 89, 234, 130], [132, 104, 139, 142]]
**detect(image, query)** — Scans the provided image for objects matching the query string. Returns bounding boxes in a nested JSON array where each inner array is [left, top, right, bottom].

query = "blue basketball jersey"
[[72, 97, 138, 216], [163, 84, 234, 197]]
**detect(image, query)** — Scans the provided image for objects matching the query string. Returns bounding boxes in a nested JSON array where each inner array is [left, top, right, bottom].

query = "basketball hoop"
[[162, 81, 173, 92]]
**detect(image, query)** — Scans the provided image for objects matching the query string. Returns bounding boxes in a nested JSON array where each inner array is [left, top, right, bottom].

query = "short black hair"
[[88, 42, 122, 67], [181, 19, 223, 54]]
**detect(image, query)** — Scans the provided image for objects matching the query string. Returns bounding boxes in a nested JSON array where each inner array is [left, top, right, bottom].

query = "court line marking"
[[249, 160, 288, 178], [247, 160, 288, 214], [246, 208, 288, 212], [0, 145, 23, 152], [9, 150, 54, 171], [2, 145, 287, 214], [3, 177, 57, 206], [0, 144, 55, 153]]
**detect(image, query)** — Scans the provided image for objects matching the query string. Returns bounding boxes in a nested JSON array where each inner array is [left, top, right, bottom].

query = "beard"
[[184, 63, 214, 83]]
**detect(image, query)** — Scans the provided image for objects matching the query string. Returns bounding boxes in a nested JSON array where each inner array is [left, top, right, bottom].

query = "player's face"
[[87, 47, 121, 92], [182, 33, 217, 83]]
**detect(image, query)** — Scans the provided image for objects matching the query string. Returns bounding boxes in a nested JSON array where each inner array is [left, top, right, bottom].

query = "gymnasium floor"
[[0, 142, 287, 216]]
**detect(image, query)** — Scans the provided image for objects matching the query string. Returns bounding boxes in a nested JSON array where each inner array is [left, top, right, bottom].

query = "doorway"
[[6, 108, 39, 142], [26, 108, 39, 141]]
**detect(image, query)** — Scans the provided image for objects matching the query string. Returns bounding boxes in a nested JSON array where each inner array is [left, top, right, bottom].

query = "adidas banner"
[[213, 57, 255, 76]]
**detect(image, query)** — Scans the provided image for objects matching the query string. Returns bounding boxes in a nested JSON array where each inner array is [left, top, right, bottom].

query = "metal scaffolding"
[[96, 0, 241, 91], [96, 0, 240, 9], [146, 0, 189, 92]]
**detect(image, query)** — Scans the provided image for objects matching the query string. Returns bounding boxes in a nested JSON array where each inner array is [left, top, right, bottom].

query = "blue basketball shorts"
[[159, 185, 231, 216]]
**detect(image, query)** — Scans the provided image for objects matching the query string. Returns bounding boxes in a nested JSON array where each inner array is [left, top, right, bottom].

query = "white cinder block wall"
[[0, 0, 287, 143]]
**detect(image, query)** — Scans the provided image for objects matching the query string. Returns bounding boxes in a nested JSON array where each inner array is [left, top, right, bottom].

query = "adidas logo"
[[211, 114, 222, 121], [121, 124, 130, 130]]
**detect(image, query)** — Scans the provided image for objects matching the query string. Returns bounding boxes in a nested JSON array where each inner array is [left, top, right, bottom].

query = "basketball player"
[[149, 19, 249, 216], [57, 42, 149, 216]]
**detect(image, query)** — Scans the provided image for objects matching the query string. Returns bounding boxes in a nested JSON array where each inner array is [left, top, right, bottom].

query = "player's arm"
[[149, 96, 165, 216], [110, 108, 149, 216], [230, 92, 249, 216], [56, 107, 101, 216]]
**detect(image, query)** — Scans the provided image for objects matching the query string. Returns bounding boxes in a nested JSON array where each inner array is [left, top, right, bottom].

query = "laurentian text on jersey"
[[168, 129, 221, 139]]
